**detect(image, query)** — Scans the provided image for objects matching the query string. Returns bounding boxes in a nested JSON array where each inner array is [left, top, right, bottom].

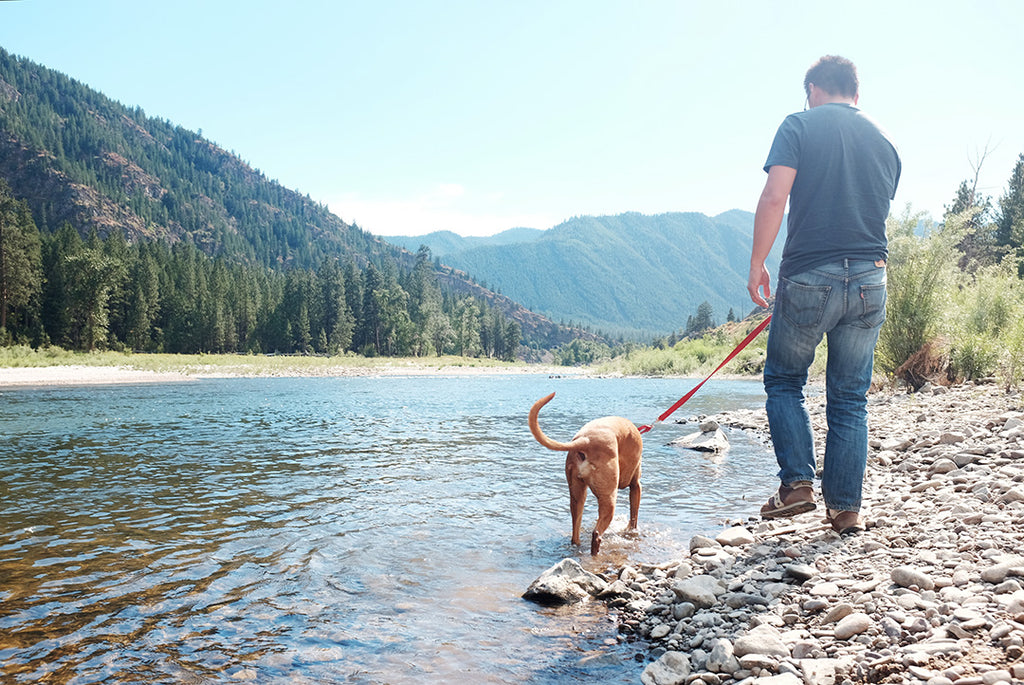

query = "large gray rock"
[[706, 638, 739, 673], [672, 574, 725, 609], [734, 623, 790, 658], [640, 651, 691, 685], [522, 558, 607, 605]]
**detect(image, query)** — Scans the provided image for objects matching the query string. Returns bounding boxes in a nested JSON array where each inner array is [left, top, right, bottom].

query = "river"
[[0, 374, 774, 683]]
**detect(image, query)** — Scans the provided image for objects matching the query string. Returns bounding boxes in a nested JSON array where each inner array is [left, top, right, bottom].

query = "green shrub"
[[877, 207, 964, 375]]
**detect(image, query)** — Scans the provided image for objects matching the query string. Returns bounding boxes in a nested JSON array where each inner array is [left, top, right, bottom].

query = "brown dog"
[[528, 392, 643, 555]]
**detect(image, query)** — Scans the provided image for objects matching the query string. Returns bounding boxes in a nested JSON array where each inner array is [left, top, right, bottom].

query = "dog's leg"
[[627, 474, 641, 531], [591, 492, 616, 555], [567, 471, 587, 547]]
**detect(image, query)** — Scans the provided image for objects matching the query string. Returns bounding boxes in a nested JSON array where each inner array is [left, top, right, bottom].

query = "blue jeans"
[[763, 259, 886, 512]]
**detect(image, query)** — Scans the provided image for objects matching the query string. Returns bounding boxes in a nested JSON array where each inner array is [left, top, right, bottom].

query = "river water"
[[0, 374, 774, 684]]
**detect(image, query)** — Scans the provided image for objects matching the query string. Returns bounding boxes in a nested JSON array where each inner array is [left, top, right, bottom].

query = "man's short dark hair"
[[804, 55, 859, 98]]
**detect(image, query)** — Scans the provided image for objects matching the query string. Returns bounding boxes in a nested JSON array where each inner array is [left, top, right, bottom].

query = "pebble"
[[892, 565, 936, 591], [833, 612, 873, 639], [579, 383, 1024, 683]]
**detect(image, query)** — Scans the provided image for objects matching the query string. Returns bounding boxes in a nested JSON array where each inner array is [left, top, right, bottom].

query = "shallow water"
[[0, 375, 773, 683]]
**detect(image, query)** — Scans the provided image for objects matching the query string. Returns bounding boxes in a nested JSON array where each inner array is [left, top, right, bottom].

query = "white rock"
[[734, 623, 789, 658], [981, 671, 1012, 685], [833, 612, 874, 640], [800, 658, 850, 685], [981, 556, 1024, 583], [672, 574, 725, 609], [715, 526, 755, 547], [891, 566, 936, 591], [522, 558, 607, 605], [640, 651, 691, 685], [670, 427, 730, 452], [1001, 487, 1024, 503]]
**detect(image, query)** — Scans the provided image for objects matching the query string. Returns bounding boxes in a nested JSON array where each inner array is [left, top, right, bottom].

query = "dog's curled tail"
[[528, 392, 586, 452]]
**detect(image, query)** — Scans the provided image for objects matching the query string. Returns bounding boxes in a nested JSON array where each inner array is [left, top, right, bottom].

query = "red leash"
[[637, 315, 772, 434]]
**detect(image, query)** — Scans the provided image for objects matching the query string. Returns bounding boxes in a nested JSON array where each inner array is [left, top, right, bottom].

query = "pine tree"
[[0, 182, 43, 340], [997, 153, 1024, 251]]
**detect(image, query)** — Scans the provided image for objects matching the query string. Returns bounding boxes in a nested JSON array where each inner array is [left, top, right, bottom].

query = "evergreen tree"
[[997, 153, 1024, 255], [100, 228, 131, 347], [452, 297, 482, 357], [63, 229, 120, 350], [316, 258, 354, 354], [0, 181, 43, 340], [125, 247, 161, 350], [41, 223, 83, 346], [685, 301, 716, 336]]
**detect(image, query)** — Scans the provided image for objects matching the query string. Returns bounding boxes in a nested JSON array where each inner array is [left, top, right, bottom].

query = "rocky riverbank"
[[530, 381, 1024, 685]]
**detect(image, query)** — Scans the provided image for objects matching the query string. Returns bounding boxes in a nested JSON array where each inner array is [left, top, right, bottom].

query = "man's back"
[[766, 102, 901, 278]]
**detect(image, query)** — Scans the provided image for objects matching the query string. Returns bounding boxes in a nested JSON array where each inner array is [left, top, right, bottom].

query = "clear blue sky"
[[2, 1, 1021, 237]]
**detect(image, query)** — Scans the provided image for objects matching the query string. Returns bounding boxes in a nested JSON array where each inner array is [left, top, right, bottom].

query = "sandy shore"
[[0, 365, 195, 386], [0, 362, 582, 387]]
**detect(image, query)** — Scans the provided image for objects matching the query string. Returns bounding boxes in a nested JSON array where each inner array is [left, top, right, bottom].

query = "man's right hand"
[[748, 263, 771, 308]]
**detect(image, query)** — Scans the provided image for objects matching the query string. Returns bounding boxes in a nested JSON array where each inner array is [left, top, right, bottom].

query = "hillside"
[[387, 211, 781, 338], [385, 226, 545, 256], [0, 47, 590, 353]]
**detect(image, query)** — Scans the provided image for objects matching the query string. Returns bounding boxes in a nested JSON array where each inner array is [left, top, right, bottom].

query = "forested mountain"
[[388, 211, 780, 339], [386, 226, 545, 256], [0, 47, 593, 356]]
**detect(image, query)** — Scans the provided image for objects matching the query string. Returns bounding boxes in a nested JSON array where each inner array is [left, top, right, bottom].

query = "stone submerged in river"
[[522, 558, 607, 605], [669, 427, 730, 453]]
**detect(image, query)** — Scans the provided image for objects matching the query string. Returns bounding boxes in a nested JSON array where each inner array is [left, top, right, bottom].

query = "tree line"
[[0, 181, 521, 359]]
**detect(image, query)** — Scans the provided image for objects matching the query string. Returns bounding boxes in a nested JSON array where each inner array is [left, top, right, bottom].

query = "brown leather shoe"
[[760, 481, 816, 519], [826, 509, 865, 536]]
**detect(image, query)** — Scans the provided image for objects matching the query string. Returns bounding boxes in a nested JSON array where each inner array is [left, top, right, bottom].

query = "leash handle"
[[637, 315, 771, 434]]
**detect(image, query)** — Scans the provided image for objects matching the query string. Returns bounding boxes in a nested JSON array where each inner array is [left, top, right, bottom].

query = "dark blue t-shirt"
[[764, 103, 901, 278]]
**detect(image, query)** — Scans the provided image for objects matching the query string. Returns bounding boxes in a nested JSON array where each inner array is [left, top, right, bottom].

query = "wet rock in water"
[[670, 427, 730, 453], [522, 558, 606, 605]]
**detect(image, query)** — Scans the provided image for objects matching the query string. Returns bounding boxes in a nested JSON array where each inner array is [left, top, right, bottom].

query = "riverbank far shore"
[[0, 359, 583, 387], [593, 381, 1024, 685]]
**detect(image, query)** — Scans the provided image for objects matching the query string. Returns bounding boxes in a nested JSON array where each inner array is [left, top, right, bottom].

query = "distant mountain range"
[[383, 210, 780, 338]]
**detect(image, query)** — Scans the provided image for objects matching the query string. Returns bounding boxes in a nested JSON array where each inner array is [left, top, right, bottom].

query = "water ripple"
[[1, 376, 772, 683]]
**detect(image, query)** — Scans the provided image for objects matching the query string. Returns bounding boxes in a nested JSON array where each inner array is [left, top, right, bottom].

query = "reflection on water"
[[0, 375, 771, 683]]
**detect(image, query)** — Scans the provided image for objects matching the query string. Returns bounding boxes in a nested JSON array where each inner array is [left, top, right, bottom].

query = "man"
[[748, 55, 901, 535]]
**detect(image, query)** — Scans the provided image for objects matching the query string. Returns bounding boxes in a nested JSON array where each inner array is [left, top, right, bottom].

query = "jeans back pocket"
[[858, 283, 887, 328], [779, 278, 831, 328]]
